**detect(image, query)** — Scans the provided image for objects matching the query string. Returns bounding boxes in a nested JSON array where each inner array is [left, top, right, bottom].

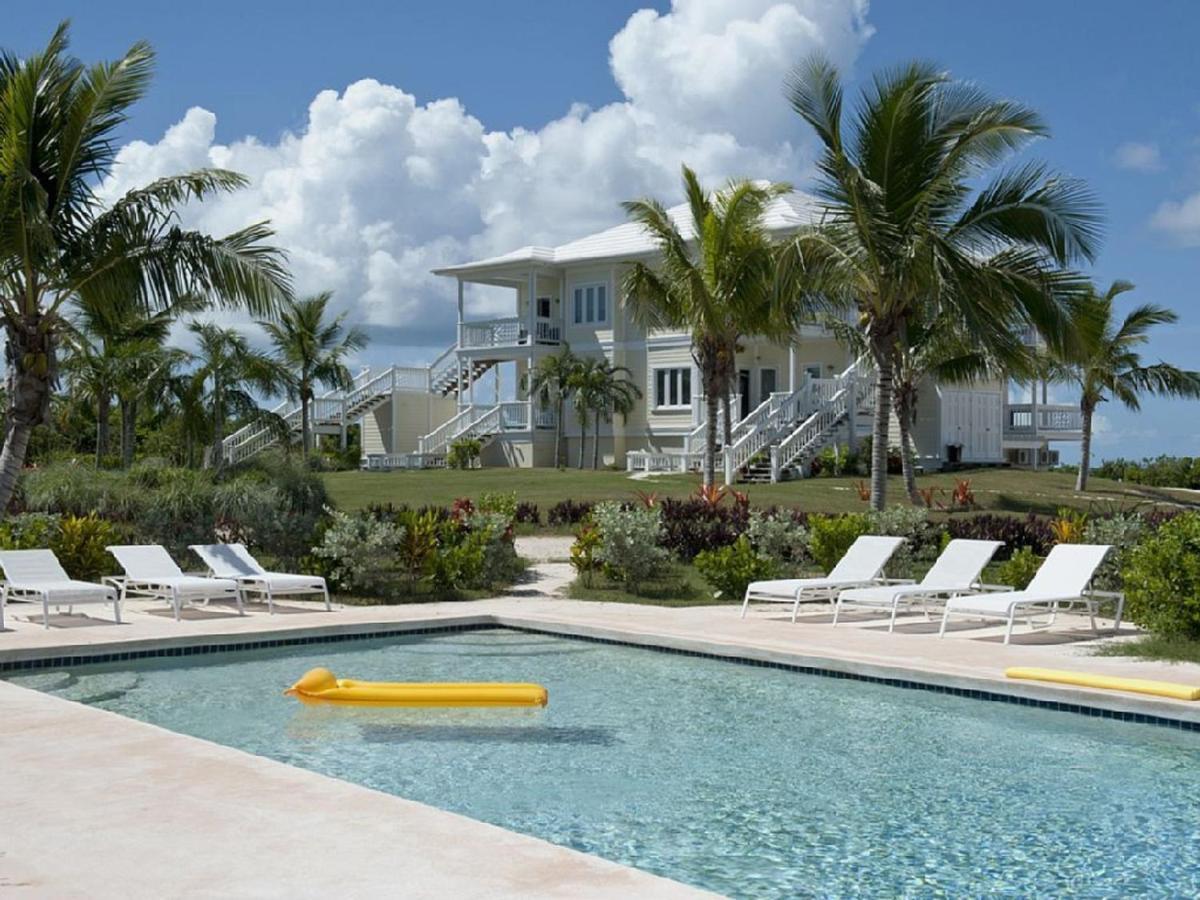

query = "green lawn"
[[566, 564, 727, 607], [1095, 636, 1200, 665], [324, 466, 1193, 519]]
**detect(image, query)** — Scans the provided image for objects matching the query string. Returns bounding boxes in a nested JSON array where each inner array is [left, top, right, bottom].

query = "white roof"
[[433, 189, 822, 276]]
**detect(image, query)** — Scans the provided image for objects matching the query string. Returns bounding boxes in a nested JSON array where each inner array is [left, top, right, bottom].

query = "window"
[[537, 297, 551, 318], [654, 367, 692, 409], [572, 283, 608, 324]]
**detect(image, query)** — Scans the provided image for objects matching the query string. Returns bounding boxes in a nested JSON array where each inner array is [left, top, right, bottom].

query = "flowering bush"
[[591, 501, 669, 590]]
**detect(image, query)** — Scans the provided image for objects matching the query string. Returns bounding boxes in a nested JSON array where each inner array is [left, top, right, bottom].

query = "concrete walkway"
[[2, 593, 1199, 897]]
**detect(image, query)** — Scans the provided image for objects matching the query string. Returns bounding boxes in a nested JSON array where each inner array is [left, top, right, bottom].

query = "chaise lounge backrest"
[[919, 539, 1004, 589], [0, 549, 72, 584], [827, 536, 905, 580], [107, 545, 185, 580], [1024, 544, 1111, 598], [191, 544, 264, 579]]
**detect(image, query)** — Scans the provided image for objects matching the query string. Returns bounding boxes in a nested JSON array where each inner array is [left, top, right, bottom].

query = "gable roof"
[[433, 189, 822, 276]]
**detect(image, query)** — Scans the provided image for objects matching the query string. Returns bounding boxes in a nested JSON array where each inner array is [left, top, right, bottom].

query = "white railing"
[[768, 359, 871, 482], [682, 393, 741, 454], [428, 343, 458, 390], [1005, 404, 1083, 434], [534, 406, 557, 429], [626, 450, 701, 473], [418, 405, 481, 454]]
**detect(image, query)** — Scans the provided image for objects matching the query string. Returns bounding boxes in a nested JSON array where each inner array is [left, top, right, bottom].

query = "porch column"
[[788, 344, 796, 392], [457, 278, 464, 349], [494, 362, 501, 405], [528, 269, 537, 344], [467, 360, 474, 407], [527, 353, 535, 434]]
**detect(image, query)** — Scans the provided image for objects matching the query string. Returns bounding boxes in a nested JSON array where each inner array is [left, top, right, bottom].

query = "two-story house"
[[219, 191, 1082, 480]]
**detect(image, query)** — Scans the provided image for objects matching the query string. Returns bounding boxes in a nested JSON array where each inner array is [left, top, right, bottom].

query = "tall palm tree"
[[258, 292, 367, 455], [0, 24, 289, 511], [187, 322, 284, 470], [524, 346, 579, 469], [574, 358, 641, 470], [568, 357, 601, 470], [623, 166, 805, 487], [783, 56, 1101, 509], [1047, 281, 1200, 492]]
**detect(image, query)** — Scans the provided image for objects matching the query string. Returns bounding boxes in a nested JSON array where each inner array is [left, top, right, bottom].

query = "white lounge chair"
[[939, 543, 1124, 644], [190, 543, 331, 614], [833, 539, 1004, 632], [106, 544, 243, 621], [0, 549, 122, 630], [742, 535, 906, 622]]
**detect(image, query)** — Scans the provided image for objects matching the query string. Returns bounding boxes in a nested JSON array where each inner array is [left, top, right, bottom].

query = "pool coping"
[[4, 611, 1198, 730]]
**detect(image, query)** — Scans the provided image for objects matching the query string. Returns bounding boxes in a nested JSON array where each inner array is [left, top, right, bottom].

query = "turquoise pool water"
[[11, 629, 1200, 897]]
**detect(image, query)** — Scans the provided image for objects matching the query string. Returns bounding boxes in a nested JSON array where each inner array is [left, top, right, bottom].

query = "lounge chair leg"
[[171, 587, 181, 622], [1088, 603, 1098, 636], [791, 594, 802, 623], [888, 604, 899, 633], [266, 587, 274, 615], [236, 588, 245, 616], [938, 610, 949, 638], [113, 594, 122, 625], [0, 586, 6, 631], [322, 584, 331, 612], [832, 601, 841, 627], [1004, 612, 1015, 645], [42, 593, 50, 630], [740, 592, 750, 619], [1113, 595, 1125, 633]]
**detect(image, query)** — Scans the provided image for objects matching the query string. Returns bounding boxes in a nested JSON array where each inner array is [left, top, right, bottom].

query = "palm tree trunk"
[[119, 397, 136, 468], [592, 410, 601, 469], [577, 410, 587, 470], [553, 398, 564, 468], [0, 325, 55, 515], [301, 396, 311, 456], [1075, 401, 1094, 492], [703, 375, 719, 488], [723, 392, 733, 449], [210, 382, 225, 471], [869, 341, 894, 511], [894, 388, 920, 505], [95, 392, 111, 465]]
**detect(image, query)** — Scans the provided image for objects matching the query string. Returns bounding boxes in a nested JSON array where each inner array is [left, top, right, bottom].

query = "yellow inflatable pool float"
[[284, 667, 548, 707], [1005, 667, 1200, 701]]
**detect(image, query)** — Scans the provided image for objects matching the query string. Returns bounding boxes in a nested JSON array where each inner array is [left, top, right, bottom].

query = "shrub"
[[0, 512, 62, 550], [867, 505, 940, 578], [477, 491, 518, 520], [514, 501, 541, 525], [807, 514, 870, 573], [548, 499, 593, 526], [394, 509, 440, 590], [591, 501, 669, 590], [1082, 514, 1147, 591], [51, 514, 119, 581], [745, 510, 807, 568], [658, 497, 749, 561], [996, 547, 1042, 590], [569, 523, 602, 588], [447, 437, 482, 469], [466, 510, 523, 589], [426, 533, 486, 592], [944, 513, 1053, 560], [312, 508, 402, 594], [694, 536, 776, 600], [1122, 513, 1200, 639]]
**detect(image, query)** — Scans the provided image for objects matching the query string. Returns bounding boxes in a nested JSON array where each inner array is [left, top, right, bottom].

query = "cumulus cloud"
[[98, 0, 874, 359], [1113, 141, 1162, 172], [1150, 192, 1200, 246]]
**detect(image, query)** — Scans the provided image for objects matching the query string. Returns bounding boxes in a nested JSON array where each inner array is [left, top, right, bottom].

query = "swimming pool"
[[11, 628, 1200, 897]]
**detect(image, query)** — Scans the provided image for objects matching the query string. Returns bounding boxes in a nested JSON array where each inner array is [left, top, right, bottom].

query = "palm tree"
[[258, 292, 367, 455], [573, 359, 641, 470], [1046, 281, 1200, 492], [569, 358, 601, 470], [523, 346, 579, 469], [623, 167, 804, 487], [783, 56, 1101, 509], [0, 25, 289, 511], [187, 322, 284, 470]]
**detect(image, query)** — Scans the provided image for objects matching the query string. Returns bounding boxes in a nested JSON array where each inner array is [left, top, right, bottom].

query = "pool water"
[[12, 629, 1200, 897]]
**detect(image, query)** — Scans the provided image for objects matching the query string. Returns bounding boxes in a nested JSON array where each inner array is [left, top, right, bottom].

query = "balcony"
[[1004, 403, 1083, 438], [460, 316, 561, 350]]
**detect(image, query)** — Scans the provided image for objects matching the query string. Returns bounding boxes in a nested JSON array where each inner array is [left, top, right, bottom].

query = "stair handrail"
[[418, 404, 480, 454], [770, 358, 872, 479], [428, 344, 458, 389]]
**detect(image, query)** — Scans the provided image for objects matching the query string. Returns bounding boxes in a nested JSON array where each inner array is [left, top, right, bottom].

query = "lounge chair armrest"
[[102, 576, 126, 588], [1087, 589, 1125, 600], [975, 583, 1014, 593], [877, 578, 917, 585]]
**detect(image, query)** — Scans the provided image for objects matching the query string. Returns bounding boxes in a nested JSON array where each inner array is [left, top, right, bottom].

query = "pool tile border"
[[3, 620, 1197, 733]]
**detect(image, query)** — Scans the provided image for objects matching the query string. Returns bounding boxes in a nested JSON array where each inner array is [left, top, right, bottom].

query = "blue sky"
[[10, 2, 1200, 461]]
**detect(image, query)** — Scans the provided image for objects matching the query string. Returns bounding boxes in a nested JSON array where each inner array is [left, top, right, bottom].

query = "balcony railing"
[[460, 316, 561, 350], [1005, 403, 1083, 435]]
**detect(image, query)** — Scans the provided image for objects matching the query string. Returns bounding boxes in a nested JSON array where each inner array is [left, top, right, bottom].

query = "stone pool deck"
[[2, 592, 1199, 897]]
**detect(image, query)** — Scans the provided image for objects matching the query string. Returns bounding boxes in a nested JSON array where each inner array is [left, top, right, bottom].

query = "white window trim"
[[571, 281, 610, 325], [651, 366, 693, 411]]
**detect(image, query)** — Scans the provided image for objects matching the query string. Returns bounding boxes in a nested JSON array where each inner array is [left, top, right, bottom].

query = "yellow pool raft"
[[1006, 667, 1200, 701], [285, 667, 549, 708]]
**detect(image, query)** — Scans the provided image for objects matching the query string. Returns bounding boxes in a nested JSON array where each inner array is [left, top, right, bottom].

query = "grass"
[[1095, 635, 1200, 665], [324, 466, 1193, 521], [566, 563, 727, 607]]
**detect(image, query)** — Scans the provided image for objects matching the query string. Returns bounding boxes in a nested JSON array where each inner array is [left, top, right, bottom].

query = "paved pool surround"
[[3, 595, 1199, 897]]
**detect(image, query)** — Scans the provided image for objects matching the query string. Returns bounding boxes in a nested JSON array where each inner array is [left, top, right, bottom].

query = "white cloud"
[[1150, 192, 1200, 246], [98, 0, 874, 358], [1113, 141, 1162, 172]]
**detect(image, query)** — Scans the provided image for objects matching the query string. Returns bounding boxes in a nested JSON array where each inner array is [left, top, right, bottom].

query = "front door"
[[738, 370, 751, 419], [759, 368, 777, 406]]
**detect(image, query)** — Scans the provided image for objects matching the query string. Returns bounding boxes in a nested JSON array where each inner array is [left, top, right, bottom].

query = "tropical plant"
[[258, 292, 367, 455], [783, 55, 1100, 509], [0, 25, 290, 512], [1043, 281, 1200, 492], [569, 523, 602, 588], [694, 535, 777, 600], [523, 346, 578, 468], [1049, 507, 1087, 544], [622, 166, 810, 486], [996, 546, 1041, 590], [447, 437, 482, 469], [591, 501, 669, 591], [807, 513, 871, 573], [185, 322, 284, 469], [570, 358, 641, 469]]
